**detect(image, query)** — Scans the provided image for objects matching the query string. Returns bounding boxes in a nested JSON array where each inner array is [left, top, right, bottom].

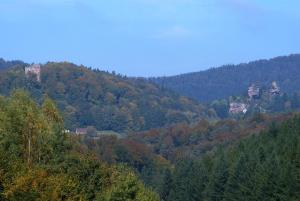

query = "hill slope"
[[0, 58, 24, 70], [0, 59, 215, 132], [163, 114, 300, 201], [151, 54, 300, 102]]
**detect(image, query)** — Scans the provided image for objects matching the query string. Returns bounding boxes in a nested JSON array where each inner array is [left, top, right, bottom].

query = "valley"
[[0, 56, 299, 200]]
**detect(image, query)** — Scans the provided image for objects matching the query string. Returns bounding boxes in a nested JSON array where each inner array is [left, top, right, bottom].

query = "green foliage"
[[162, 115, 300, 201], [83, 135, 171, 195], [0, 91, 159, 201], [103, 166, 159, 201], [152, 54, 300, 102], [0, 60, 216, 133], [167, 160, 208, 201], [206, 82, 300, 119], [205, 152, 229, 201], [211, 100, 229, 118], [128, 115, 292, 163], [0, 58, 24, 71]]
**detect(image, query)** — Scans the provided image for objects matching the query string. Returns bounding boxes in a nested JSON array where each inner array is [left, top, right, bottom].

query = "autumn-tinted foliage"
[[161, 115, 300, 201], [82, 134, 171, 194], [0, 59, 216, 132], [0, 91, 159, 201], [80, 112, 299, 200], [128, 113, 292, 162], [1, 57, 299, 201]]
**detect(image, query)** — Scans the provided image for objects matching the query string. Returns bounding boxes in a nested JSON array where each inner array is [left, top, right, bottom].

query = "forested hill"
[[160, 114, 300, 201], [0, 59, 216, 132], [151, 54, 300, 102], [0, 58, 24, 70]]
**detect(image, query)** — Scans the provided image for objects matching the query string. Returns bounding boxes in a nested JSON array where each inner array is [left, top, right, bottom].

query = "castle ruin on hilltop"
[[229, 102, 248, 114], [25, 64, 41, 82], [248, 83, 260, 99], [270, 81, 280, 96], [229, 81, 282, 115]]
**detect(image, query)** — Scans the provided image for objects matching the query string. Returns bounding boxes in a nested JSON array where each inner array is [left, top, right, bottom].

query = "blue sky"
[[0, 0, 300, 76]]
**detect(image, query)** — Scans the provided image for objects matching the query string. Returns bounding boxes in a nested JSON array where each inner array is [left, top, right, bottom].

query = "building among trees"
[[25, 64, 41, 82], [229, 102, 247, 114], [270, 81, 280, 95], [75, 128, 88, 135], [248, 83, 260, 99]]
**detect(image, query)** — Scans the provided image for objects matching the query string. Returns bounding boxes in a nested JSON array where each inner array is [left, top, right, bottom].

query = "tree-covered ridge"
[[161, 114, 300, 201], [210, 84, 300, 119], [0, 60, 216, 132], [151, 54, 300, 102], [0, 91, 159, 201], [0, 58, 25, 71]]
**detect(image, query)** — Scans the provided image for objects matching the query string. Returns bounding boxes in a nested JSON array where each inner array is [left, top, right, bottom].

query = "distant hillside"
[[151, 54, 300, 102], [0, 58, 25, 70], [210, 82, 300, 119], [0, 60, 216, 132]]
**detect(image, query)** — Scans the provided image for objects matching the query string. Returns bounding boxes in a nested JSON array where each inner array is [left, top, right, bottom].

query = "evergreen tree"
[[205, 152, 229, 201]]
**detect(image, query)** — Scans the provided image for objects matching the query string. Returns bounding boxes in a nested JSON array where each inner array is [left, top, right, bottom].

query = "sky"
[[0, 0, 300, 77]]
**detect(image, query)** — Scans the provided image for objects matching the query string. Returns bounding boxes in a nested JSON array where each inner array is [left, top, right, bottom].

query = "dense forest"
[[1, 91, 299, 201], [81, 112, 298, 198], [0, 57, 299, 200], [128, 113, 293, 162], [2, 56, 300, 134], [151, 54, 300, 102], [80, 111, 300, 201], [0, 59, 215, 132], [210, 86, 300, 119], [160, 115, 300, 201], [0, 91, 159, 201]]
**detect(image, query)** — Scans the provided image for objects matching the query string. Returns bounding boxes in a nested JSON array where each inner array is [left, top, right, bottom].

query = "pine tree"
[[205, 152, 229, 201], [160, 168, 172, 201]]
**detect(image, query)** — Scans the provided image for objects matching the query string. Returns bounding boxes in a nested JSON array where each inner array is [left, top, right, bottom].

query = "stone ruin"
[[25, 64, 41, 82], [229, 102, 248, 114], [248, 83, 260, 99], [270, 81, 280, 96]]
